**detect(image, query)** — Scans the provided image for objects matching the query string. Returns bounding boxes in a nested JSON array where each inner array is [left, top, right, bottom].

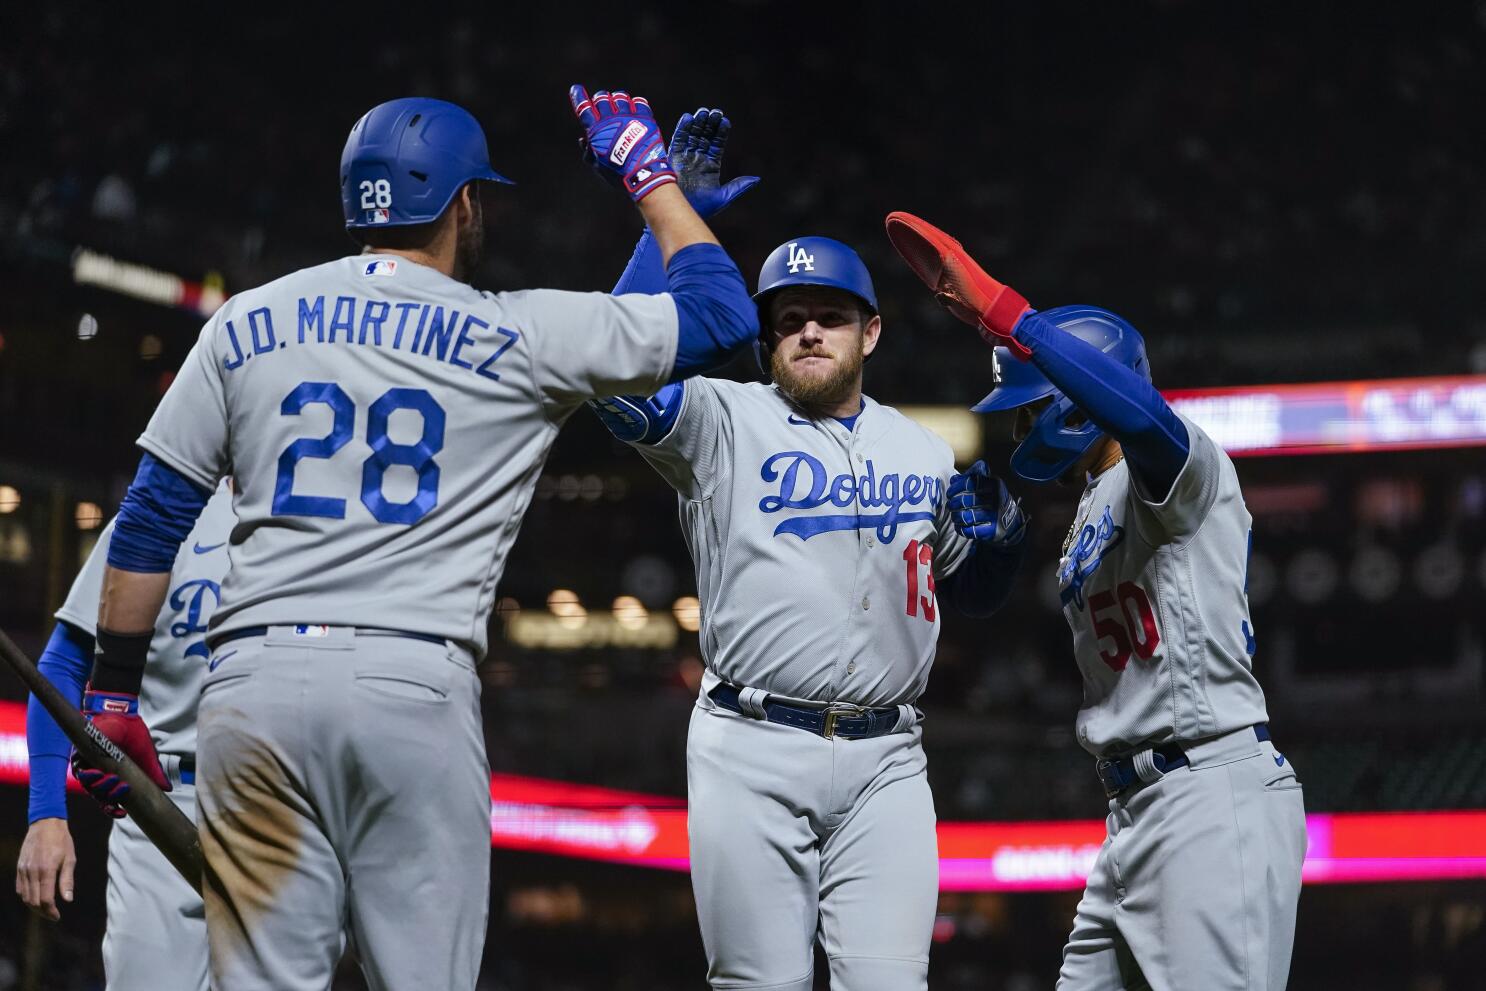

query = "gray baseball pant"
[[687, 699, 939, 991], [1056, 726, 1307, 990], [104, 758, 206, 991], [196, 626, 490, 991]]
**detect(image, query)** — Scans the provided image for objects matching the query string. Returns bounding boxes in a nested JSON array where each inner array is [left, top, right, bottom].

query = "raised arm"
[[884, 211, 1188, 499], [570, 87, 758, 383]]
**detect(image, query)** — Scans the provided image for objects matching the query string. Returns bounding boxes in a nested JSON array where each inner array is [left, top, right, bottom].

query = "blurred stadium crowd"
[[1, 3, 1484, 989]]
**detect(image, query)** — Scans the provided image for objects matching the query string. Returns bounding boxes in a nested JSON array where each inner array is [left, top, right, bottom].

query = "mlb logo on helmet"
[[363, 260, 398, 277], [367, 208, 390, 225], [786, 242, 816, 274], [610, 121, 649, 166]]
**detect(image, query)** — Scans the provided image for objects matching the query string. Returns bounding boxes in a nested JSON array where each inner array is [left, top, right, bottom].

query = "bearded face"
[[453, 186, 484, 282], [765, 287, 879, 416]]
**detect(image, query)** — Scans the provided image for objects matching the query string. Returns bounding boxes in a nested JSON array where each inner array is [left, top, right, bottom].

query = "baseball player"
[[16, 483, 233, 990], [590, 111, 1027, 990], [886, 213, 1308, 990], [67, 91, 759, 990]]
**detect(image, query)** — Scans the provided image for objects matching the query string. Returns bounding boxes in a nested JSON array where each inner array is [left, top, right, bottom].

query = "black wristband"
[[91, 628, 152, 695]]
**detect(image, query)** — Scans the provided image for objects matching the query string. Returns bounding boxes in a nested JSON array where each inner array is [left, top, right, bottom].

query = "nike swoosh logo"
[[1273, 754, 1285, 766], [208, 650, 237, 672], [193, 542, 226, 554], [787, 415, 810, 426]]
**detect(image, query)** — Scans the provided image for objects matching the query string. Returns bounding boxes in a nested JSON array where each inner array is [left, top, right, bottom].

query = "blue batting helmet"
[[752, 237, 878, 373], [973, 306, 1150, 483], [753, 236, 878, 313], [341, 97, 513, 230]]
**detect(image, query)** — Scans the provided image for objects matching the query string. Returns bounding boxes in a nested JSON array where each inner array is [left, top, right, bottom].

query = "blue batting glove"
[[948, 461, 1027, 548], [669, 107, 759, 219], [569, 86, 678, 203]]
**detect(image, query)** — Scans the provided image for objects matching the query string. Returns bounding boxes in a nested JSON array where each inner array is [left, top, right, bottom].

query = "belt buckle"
[[1095, 758, 1119, 797], [822, 703, 866, 740]]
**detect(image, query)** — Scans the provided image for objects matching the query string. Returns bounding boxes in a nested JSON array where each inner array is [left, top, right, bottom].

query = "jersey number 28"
[[273, 381, 444, 525]]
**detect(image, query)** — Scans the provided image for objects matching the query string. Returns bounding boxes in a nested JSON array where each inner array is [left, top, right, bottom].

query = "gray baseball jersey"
[[629, 376, 970, 989], [1054, 414, 1305, 991], [1056, 414, 1269, 756], [634, 377, 973, 707], [54, 482, 232, 991], [55, 481, 235, 758], [138, 255, 677, 655]]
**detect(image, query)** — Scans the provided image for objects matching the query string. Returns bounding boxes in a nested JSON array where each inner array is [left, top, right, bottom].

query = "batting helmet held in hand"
[[972, 306, 1150, 483], [341, 97, 513, 230]]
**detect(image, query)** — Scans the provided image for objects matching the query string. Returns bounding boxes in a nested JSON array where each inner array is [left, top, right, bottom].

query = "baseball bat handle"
[[0, 627, 203, 894]]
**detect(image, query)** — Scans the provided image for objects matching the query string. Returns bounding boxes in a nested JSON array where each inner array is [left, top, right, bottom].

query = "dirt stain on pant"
[[196, 706, 306, 975]]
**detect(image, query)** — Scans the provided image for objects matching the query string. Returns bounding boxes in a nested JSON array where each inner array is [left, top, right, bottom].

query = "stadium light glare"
[[672, 596, 701, 633], [75, 502, 103, 530]]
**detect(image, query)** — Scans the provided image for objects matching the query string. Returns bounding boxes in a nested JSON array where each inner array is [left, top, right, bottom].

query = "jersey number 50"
[[273, 381, 444, 525], [1089, 581, 1160, 672]]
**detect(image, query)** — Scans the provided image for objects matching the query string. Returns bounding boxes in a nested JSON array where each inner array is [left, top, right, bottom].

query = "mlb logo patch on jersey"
[[294, 624, 331, 638], [364, 259, 398, 277], [366, 208, 391, 225]]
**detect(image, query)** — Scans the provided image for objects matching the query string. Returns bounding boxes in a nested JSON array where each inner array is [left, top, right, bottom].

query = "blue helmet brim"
[[970, 347, 1058, 412], [752, 276, 877, 314], [972, 379, 1059, 413], [473, 167, 516, 186]]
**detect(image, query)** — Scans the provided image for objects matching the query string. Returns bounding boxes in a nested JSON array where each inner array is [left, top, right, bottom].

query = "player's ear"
[[448, 182, 474, 228], [861, 314, 883, 358]]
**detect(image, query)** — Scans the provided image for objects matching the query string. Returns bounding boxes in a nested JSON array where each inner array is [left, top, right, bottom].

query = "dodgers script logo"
[[786, 242, 815, 273], [758, 451, 941, 542], [1058, 506, 1125, 609], [169, 578, 222, 662]]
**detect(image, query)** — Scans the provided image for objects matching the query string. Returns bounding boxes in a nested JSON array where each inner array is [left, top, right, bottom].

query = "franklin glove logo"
[[610, 121, 649, 166]]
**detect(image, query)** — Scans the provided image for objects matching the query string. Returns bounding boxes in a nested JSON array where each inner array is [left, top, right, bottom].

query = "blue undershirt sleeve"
[[1012, 312, 1190, 500], [26, 621, 94, 822], [611, 230, 671, 296], [939, 542, 1026, 618], [664, 243, 759, 381], [108, 452, 212, 573]]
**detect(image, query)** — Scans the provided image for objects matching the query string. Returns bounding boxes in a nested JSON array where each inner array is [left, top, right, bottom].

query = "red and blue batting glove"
[[570, 85, 678, 203], [884, 211, 1034, 359], [669, 107, 759, 219], [948, 461, 1027, 549], [70, 687, 170, 819]]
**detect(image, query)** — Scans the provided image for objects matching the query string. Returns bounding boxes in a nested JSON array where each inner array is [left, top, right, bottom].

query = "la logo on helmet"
[[786, 242, 816, 273]]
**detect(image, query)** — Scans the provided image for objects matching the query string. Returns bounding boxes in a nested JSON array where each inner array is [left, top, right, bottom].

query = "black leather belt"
[[207, 625, 445, 651], [1096, 724, 1271, 798], [708, 683, 908, 740]]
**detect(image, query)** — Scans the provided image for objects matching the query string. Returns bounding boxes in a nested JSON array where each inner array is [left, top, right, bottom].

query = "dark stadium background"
[[2, 2, 1484, 988]]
